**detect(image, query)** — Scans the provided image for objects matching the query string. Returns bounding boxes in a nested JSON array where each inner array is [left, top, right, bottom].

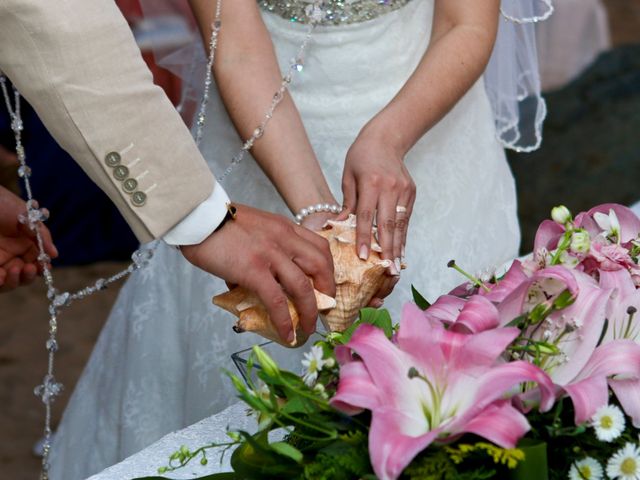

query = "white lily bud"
[[570, 230, 591, 254], [551, 205, 571, 225]]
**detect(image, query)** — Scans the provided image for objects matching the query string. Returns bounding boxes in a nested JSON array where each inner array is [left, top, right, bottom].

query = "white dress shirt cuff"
[[163, 182, 231, 246]]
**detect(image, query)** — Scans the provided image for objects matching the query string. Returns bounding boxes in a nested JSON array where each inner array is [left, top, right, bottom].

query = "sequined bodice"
[[258, 0, 413, 26]]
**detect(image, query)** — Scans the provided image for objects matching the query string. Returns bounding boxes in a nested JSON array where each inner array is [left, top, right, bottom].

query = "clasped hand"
[[0, 186, 57, 292]]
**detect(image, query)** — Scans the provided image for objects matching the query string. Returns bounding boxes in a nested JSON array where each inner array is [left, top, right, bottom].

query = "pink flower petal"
[[609, 378, 640, 428], [330, 361, 379, 415], [547, 273, 612, 384], [534, 219, 566, 252], [563, 375, 609, 424], [481, 260, 529, 303], [423, 295, 465, 325], [563, 340, 640, 423], [398, 304, 518, 372], [579, 204, 640, 243], [473, 361, 556, 412], [453, 295, 500, 334], [368, 408, 441, 480], [453, 400, 531, 449], [599, 269, 636, 297]]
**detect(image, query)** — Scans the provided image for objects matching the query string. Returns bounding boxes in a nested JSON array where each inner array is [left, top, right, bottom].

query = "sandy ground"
[[0, 263, 129, 479], [1, 2, 639, 479]]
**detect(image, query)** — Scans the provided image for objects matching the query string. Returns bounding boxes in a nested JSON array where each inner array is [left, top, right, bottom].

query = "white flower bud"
[[551, 205, 571, 225], [570, 230, 591, 254]]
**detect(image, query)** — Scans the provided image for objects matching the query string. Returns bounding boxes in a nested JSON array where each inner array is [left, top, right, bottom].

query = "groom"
[[0, 0, 335, 343]]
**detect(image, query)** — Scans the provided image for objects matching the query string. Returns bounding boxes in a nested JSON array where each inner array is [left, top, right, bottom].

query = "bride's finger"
[[376, 191, 400, 275], [393, 191, 413, 261], [355, 184, 377, 261], [401, 189, 417, 261], [338, 173, 357, 221]]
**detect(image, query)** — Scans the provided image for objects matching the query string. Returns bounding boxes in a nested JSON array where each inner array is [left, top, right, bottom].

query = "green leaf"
[[359, 308, 393, 338], [412, 285, 431, 310], [552, 289, 575, 309], [230, 431, 302, 479], [270, 442, 304, 463], [505, 314, 527, 328]]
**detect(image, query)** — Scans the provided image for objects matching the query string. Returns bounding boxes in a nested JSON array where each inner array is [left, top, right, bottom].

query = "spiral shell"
[[212, 215, 400, 347]]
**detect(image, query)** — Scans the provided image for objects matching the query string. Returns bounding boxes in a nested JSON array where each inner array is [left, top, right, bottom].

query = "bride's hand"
[[301, 211, 337, 232], [339, 126, 416, 280]]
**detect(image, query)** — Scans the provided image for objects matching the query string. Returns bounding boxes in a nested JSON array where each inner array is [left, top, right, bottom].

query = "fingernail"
[[394, 258, 402, 273], [359, 245, 369, 260], [373, 299, 384, 308], [389, 261, 399, 276], [287, 330, 295, 344], [52, 245, 59, 257], [401, 245, 406, 258]]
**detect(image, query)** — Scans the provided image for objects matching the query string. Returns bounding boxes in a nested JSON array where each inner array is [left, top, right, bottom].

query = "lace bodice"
[[258, 0, 413, 25]]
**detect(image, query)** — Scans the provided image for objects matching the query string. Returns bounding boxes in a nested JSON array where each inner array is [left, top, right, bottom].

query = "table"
[[88, 402, 252, 479]]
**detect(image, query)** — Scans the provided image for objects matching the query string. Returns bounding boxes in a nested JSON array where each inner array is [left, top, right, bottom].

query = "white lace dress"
[[50, 1, 520, 478]]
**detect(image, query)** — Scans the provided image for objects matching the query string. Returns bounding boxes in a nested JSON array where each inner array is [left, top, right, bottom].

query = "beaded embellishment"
[[258, 0, 413, 26]]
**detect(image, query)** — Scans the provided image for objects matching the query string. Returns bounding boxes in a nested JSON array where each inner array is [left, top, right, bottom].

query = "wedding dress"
[[50, 1, 521, 478]]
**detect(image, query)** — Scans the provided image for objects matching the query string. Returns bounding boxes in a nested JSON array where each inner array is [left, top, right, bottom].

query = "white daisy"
[[591, 404, 626, 442], [606, 443, 640, 479], [301, 345, 327, 386], [569, 457, 604, 480]]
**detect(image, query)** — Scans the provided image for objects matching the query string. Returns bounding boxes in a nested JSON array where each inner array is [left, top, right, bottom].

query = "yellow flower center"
[[579, 465, 592, 478], [621, 457, 637, 475], [599, 415, 613, 429]]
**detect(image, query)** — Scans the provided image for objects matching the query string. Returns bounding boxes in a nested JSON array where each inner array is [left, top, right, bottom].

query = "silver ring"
[[396, 205, 407, 214]]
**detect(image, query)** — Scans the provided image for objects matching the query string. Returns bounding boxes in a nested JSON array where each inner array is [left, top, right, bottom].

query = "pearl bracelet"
[[294, 203, 342, 224]]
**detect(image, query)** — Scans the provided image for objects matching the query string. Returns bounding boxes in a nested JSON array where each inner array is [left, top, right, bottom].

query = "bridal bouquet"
[[152, 203, 640, 480]]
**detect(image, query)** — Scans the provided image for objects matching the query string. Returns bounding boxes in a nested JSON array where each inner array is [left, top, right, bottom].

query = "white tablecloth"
[[88, 402, 253, 479]]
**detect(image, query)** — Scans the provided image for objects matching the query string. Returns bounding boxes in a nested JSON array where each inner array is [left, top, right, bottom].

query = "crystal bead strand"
[[0, 75, 153, 480], [194, 0, 223, 146], [192, 0, 327, 184]]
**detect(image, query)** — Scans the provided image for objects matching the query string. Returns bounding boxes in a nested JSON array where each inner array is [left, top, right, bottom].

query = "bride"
[[50, 0, 548, 478]]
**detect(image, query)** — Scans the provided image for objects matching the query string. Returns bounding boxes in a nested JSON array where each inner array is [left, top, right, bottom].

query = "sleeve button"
[[131, 191, 147, 207], [123, 178, 138, 193], [105, 152, 121, 167], [113, 165, 129, 181]]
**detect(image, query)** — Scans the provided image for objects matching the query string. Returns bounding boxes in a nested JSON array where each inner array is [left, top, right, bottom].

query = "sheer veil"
[[138, 0, 553, 152], [486, 0, 554, 152]]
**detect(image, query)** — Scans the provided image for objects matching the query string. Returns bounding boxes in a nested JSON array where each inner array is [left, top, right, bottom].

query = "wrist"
[[360, 117, 410, 160]]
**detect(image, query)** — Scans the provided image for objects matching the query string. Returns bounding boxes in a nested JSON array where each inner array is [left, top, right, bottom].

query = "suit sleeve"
[[0, 0, 225, 243]]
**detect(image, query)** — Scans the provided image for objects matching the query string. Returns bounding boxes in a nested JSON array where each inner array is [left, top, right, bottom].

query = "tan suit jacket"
[[0, 0, 217, 243]]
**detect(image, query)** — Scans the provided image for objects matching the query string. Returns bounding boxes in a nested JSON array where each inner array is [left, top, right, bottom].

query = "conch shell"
[[212, 215, 400, 347], [213, 286, 336, 347]]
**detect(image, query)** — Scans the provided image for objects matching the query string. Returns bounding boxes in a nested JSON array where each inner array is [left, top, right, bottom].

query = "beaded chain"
[[0, 75, 156, 480], [0, 1, 327, 478], [197, 0, 327, 184]]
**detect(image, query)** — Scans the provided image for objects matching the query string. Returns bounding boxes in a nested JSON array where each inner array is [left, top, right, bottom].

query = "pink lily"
[[496, 265, 580, 329], [562, 340, 640, 425], [330, 304, 555, 480], [422, 294, 500, 334], [589, 269, 640, 427], [576, 204, 640, 244]]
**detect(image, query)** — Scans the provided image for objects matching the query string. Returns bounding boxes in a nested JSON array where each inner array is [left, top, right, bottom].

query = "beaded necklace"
[[0, 1, 325, 477]]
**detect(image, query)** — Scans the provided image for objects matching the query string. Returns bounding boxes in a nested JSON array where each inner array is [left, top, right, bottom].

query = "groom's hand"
[[180, 204, 335, 343]]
